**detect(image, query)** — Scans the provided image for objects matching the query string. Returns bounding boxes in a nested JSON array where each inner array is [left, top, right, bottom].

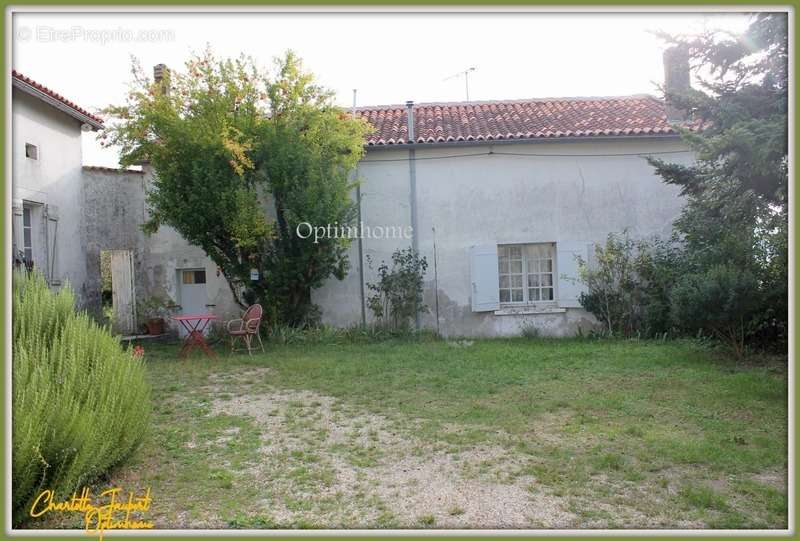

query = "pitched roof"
[[12, 70, 104, 130], [357, 95, 683, 147]]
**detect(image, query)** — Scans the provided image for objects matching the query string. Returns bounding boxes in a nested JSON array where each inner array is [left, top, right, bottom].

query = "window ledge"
[[494, 305, 567, 316]]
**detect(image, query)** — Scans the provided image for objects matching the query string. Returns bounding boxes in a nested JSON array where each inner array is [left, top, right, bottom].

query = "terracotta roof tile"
[[357, 95, 688, 147], [12, 70, 104, 126]]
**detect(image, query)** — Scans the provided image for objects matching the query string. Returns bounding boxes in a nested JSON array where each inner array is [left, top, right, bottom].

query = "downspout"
[[353, 90, 367, 328], [406, 100, 421, 330]]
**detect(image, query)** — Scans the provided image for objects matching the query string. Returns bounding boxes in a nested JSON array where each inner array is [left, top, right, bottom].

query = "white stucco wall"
[[12, 88, 86, 297], [313, 136, 695, 337]]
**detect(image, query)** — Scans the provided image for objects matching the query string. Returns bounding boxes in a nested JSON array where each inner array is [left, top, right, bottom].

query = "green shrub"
[[670, 264, 762, 359], [12, 271, 150, 524], [577, 231, 683, 338], [366, 248, 428, 331]]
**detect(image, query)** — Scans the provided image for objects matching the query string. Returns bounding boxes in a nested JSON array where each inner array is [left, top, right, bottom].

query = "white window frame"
[[498, 243, 557, 306]]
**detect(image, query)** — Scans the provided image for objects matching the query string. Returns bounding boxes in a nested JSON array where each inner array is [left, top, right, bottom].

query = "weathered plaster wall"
[[80, 168, 148, 317], [80, 166, 241, 331], [313, 137, 695, 337], [12, 89, 85, 296], [77, 136, 693, 338]]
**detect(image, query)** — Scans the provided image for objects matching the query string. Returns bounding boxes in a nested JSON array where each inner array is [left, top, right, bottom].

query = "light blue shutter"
[[557, 241, 590, 308], [470, 244, 500, 312]]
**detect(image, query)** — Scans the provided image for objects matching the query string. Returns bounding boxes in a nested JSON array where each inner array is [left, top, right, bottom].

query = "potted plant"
[[139, 295, 178, 335]]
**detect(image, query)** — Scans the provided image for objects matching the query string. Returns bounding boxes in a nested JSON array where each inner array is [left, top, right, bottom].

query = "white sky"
[[12, 10, 753, 167]]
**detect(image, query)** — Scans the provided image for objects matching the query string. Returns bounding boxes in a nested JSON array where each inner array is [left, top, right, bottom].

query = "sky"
[[12, 10, 753, 167]]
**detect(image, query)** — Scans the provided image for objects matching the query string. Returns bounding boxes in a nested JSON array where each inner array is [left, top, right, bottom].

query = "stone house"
[[10, 50, 694, 337]]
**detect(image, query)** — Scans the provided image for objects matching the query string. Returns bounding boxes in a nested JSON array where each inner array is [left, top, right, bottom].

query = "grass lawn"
[[34, 337, 787, 529]]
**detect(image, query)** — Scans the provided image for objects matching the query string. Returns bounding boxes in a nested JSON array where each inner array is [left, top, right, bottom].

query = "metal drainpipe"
[[353, 90, 367, 328], [406, 100, 421, 330]]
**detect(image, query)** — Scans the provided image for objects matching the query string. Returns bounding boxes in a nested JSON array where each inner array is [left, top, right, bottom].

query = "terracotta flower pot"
[[145, 317, 164, 335]]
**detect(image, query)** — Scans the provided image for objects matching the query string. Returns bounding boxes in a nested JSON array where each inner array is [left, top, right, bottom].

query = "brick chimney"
[[663, 46, 690, 123], [153, 63, 169, 96]]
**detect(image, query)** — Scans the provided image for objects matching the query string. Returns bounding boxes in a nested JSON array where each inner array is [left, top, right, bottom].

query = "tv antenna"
[[443, 67, 476, 102]]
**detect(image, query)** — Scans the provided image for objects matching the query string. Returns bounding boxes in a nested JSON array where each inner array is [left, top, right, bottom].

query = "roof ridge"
[[357, 93, 692, 147], [354, 94, 661, 111]]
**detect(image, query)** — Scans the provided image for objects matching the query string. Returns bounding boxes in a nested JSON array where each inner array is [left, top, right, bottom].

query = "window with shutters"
[[22, 206, 33, 263], [498, 243, 556, 305]]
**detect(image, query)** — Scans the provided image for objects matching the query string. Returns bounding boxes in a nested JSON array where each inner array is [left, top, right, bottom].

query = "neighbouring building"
[[10, 48, 695, 338], [11, 70, 239, 335], [11, 70, 103, 292]]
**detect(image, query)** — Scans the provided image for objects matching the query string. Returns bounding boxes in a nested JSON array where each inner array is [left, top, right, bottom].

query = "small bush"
[[577, 231, 683, 338], [366, 248, 428, 331], [12, 271, 150, 524]]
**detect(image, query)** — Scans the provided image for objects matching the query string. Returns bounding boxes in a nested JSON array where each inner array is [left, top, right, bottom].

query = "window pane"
[[23, 208, 31, 227], [182, 271, 195, 284], [23, 228, 32, 246], [499, 244, 557, 305], [24, 248, 33, 261], [194, 270, 207, 284]]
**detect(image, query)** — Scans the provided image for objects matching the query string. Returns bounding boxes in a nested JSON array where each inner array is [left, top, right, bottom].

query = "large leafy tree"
[[254, 53, 369, 325], [650, 14, 788, 349], [104, 50, 370, 326]]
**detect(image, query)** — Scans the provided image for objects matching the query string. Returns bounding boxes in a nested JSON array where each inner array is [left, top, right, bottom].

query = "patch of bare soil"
[[204, 367, 275, 390], [751, 470, 787, 491], [210, 388, 576, 528]]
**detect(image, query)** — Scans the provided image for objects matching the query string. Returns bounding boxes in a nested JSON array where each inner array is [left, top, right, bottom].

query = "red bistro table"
[[172, 314, 219, 359]]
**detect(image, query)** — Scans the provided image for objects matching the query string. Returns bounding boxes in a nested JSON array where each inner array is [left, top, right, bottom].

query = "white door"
[[177, 268, 209, 337], [109, 250, 136, 334]]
